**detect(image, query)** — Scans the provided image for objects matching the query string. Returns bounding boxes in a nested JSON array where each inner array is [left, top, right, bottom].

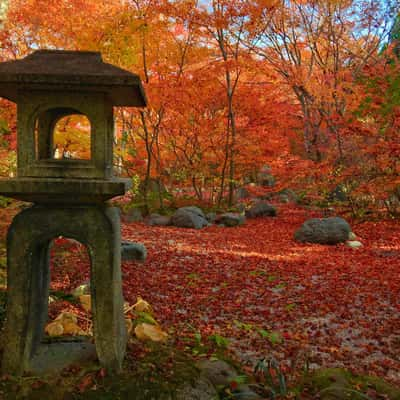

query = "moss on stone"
[[300, 368, 400, 400], [0, 342, 205, 400]]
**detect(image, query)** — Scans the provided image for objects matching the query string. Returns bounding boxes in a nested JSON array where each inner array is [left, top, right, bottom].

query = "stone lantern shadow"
[[0, 50, 146, 375]]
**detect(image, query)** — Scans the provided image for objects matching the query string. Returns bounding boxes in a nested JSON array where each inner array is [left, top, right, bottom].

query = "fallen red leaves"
[[2, 204, 400, 385], [121, 205, 400, 384]]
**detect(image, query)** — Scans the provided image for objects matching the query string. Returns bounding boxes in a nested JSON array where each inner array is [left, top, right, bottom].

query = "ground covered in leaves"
[[119, 205, 400, 385], [1, 202, 400, 395]]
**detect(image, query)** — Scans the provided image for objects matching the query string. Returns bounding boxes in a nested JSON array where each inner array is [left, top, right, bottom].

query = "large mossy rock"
[[170, 206, 208, 229], [302, 368, 400, 400], [294, 217, 351, 245]]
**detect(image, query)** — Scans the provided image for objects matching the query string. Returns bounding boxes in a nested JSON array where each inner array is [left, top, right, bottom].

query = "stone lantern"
[[0, 50, 146, 374]]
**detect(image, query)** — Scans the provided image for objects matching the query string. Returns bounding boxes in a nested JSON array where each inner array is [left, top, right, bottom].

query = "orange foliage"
[[0, 0, 398, 212]]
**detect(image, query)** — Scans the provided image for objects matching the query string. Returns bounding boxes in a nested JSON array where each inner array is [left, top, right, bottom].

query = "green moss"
[[300, 368, 400, 400], [0, 342, 204, 400]]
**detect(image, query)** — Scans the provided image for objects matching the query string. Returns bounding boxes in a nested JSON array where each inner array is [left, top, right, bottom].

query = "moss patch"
[[299, 368, 400, 400], [0, 342, 204, 400]]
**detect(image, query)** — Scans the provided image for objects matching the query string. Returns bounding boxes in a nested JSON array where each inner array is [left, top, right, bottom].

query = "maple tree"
[[1, 0, 397, 212], [244, 0, 396, 162]]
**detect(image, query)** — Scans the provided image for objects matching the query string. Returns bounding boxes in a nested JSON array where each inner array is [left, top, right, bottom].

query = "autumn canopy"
[[0, 0, 397, 215]]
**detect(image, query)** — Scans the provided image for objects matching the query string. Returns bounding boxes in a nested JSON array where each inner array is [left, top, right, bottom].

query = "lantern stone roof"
[[0, 50, 147, 106]]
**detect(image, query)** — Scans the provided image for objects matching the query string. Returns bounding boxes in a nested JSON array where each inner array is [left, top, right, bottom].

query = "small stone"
[[347, 240, 363, 249], [121, 241, 147, 262], [348, 231, 357, 240]]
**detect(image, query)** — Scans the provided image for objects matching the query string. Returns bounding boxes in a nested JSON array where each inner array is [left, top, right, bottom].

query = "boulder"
[[147, 213, 171, 226], [170, 207, 208, 229], [245, 202, 277, 218], [218, 213, 245, 227], [121, 241, 147, 262], [175, 376, 218, 400], [294, 217, 351, 245], [205, 212, 217, 223], [196, 359, 261, 400]]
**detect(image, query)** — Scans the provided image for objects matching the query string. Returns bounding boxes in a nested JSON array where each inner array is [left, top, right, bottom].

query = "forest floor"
[[0, 202, 400, 395], [45, 203, 400, 386], [119, 204, 400, 386]]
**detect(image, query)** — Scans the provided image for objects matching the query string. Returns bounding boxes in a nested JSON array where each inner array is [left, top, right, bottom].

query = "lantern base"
[[2, 204, 127, 375]]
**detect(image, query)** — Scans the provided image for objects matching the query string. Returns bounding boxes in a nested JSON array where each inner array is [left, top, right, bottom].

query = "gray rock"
[[346, 240, 363, 249], [121, 241, 147, 262], [175, 376, 218, 400], [147, 213, 171, 226], [348, 231, 357, 240], [28, 341, 97, 375], [294, 217, 351, 245], [245, 202, 277, 218], [196, 359, 261, 400], [179, 206, 206, 218], [171, 206, 208, 229], [205, 212, 217, 223], [196, 359, 237, 387], [218, 213, 246, 227]]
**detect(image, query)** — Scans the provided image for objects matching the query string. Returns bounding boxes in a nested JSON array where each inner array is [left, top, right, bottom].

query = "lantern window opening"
[[34, 109, 92, 162]]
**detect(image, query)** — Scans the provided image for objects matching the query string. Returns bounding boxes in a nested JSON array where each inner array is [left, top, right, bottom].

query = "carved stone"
[[0, 50, 147, 375], [2, 205, 126, 374]]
